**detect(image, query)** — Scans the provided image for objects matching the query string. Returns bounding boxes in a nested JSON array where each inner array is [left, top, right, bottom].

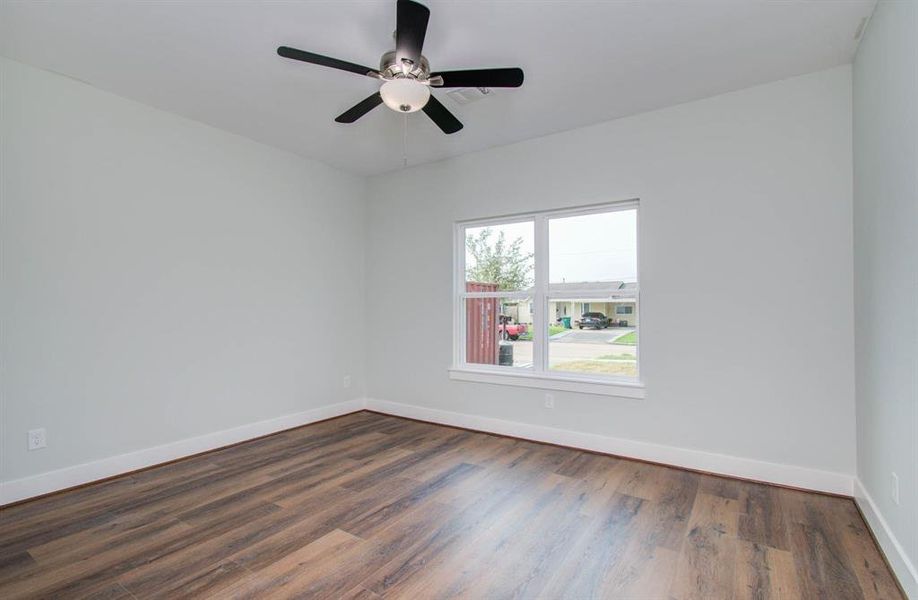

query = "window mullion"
[[533, 214, 549, 374], [461, 291, 531, 299], [455, 223, 466, 366]]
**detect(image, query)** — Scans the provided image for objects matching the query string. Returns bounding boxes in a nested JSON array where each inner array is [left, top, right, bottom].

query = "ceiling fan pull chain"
[[403, 114, 409, 168]]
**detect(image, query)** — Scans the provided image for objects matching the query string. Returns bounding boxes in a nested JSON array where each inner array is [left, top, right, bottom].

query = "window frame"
[[451, 199, 644, 398]]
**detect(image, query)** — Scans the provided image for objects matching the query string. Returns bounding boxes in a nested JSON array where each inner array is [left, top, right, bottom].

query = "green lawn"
[[613, 331, 637, 345], [596, 353, 637, 360], [519, 324, 566, 341]]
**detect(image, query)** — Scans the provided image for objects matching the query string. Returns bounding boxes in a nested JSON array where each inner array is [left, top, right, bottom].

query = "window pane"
[[465, 221, 534, 292], [548, 298, 638, 378], [549, 209, 637, 289], [465, 297, 532, 368]]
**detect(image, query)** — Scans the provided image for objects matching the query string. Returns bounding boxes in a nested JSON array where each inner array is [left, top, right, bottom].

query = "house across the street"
[[510, 281, 638, 327]]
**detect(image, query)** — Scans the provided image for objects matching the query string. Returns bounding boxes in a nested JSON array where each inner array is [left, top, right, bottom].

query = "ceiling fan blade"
[[430, 68, 524, 88], [335, 93, 384, 123], [422, 95, 463, 134], [277, 46, 379, 78], [395, 0, 430, 70]]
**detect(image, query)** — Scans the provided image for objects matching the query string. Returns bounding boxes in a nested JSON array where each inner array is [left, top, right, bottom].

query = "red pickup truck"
[[498, 318, 528, 341]]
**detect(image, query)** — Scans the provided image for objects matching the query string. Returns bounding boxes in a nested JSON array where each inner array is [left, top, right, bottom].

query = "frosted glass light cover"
[[380, 79, 431, 113]]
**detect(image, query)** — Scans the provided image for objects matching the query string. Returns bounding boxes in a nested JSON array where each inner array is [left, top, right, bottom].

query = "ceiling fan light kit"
[[380, 79, 430, 113], [277, 0, 523, 134]]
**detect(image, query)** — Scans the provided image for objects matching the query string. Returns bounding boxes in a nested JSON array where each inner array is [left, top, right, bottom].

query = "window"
[[453, 201, 641, 396]]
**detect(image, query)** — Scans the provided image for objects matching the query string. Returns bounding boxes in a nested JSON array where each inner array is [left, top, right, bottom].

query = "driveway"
[[552, 327, 635, 345]]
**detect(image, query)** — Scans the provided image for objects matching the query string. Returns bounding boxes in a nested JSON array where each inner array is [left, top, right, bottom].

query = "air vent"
[[445, 87, 495, 105]]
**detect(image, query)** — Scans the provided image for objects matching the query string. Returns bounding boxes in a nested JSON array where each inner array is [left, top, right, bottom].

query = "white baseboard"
[[1, 395, 856, 505], [0, 399, 365, 506], [854, 479, 918, 598], [365, 398, 854, 496]]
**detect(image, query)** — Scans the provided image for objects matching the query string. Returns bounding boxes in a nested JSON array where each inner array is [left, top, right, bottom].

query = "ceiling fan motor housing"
[[379, 50, 430, 80]]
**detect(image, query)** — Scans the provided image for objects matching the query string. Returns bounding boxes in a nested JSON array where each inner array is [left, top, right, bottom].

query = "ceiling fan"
[[277, 0, 524, 134]]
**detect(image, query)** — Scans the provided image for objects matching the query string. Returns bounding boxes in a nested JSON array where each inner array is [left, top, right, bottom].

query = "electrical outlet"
[[343, 375, 352, 389], [892, 472, 900, 505], [28, 428, 47, 451], [544, 394, 555, 409]]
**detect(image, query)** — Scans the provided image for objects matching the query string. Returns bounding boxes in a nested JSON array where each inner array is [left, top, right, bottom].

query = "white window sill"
[[448, 367, 645, 398]]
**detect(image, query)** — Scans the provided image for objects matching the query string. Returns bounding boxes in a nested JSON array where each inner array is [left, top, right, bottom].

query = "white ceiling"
[[0, 0, 874, 176]]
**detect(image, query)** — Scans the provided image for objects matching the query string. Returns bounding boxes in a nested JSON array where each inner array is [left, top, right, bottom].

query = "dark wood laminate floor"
[[0, 411, 904, 599]]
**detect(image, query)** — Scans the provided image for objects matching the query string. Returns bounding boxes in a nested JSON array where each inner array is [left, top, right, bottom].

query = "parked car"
[[579, 312, 611, 329], [498, 316, 528, 341]]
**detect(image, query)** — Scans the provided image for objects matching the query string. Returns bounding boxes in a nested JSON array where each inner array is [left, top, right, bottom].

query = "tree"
[[466, 228, 533, 290]]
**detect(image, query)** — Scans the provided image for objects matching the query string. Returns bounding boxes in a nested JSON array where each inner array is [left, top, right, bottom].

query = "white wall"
[[0, 58, 367, 491], [365, 67, 856, 490], [0, 54, 863, 504], [852, 0, 918, 594]]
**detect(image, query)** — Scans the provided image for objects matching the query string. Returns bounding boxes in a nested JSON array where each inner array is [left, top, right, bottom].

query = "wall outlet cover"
[[28, 428, 47, 451]]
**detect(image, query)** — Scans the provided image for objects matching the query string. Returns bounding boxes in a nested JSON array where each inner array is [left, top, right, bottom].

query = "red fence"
[[466, 282, 499, 365]]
